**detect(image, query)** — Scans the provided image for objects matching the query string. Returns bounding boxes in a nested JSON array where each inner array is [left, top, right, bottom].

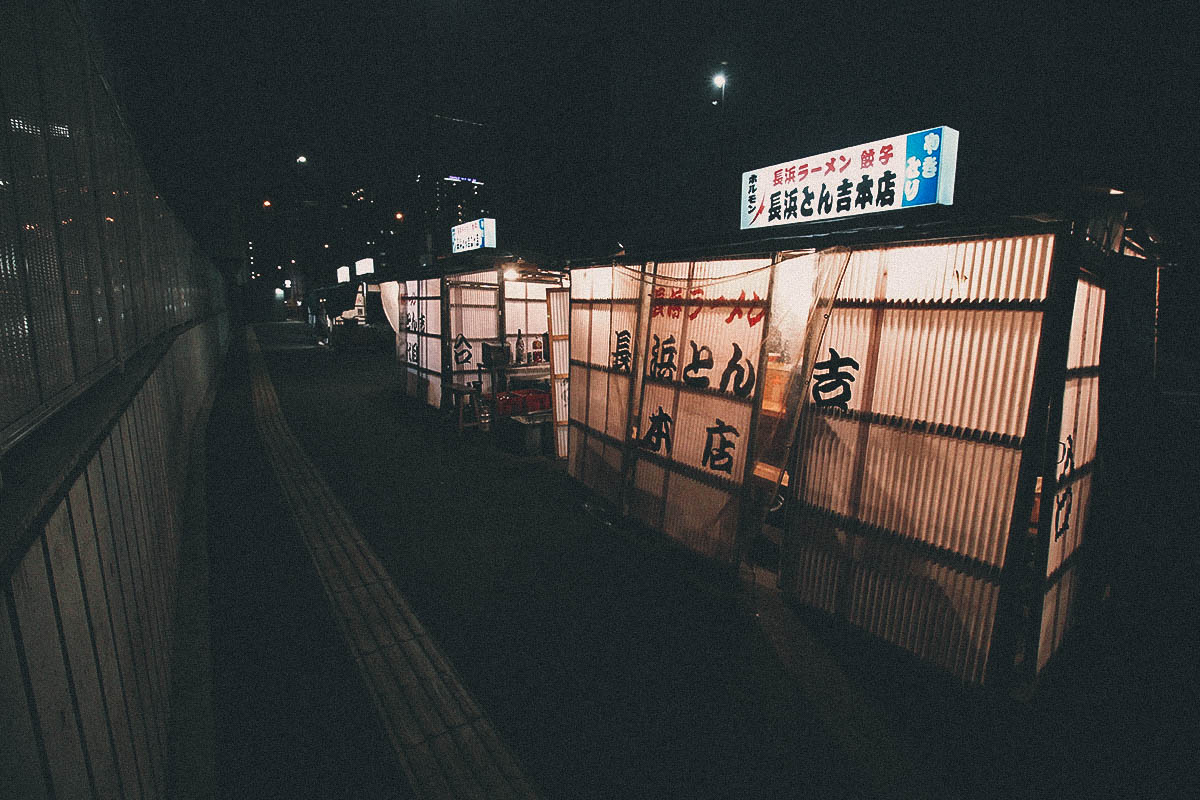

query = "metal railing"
[[1, 2, 229, 797], [1, 0, 225, 457]]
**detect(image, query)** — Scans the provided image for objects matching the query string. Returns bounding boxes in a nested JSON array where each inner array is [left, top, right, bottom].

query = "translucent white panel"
[[552, 374, 569, 421], [569, 364, 588, 424], [784, 527, 1000, 684], [527, 301, 548, 334], [587, 366, 611, 433], [671, 395, 753, 483], [423, 294, 440, 334], [692, 257, 772, 293], [870, 309, 1042, 437], [605, 373, 631, 439], [552, 337, 569, 366], [504, 280, 527, 299], [629, 459, 666, 529], [613, 265, 643, 300], [570, 308, 591, 361], [683, 295, 766, 401], [588, 307, 613, 366], [425, 375, 441, 408], [550, 289, 570, 328], [505, 300, 526, 335], [1038, 564, 1077, 671], [568, 424, 585, 481], [573, 266, 614, 300], [1059, 374, 1100, 468], [1046, 473, 1092, 577], [662, 475, 738, 560], [644, 306, 685, 381], [796, 412, 861, 519], [636, 383, 673, 445], [655, 261, 691, 280], [526, 283, 548, 300], [421, 333, 441, 372], [1067, 282, 1106, 369], [457, 287, 494, 306], [453, 269, 497, 284], [858, 426, 1021, 567], [470, 305, 498, 338], [836, 235, 1054, 303], [810, 307, 874, 414], [555, 425, 568, 460]]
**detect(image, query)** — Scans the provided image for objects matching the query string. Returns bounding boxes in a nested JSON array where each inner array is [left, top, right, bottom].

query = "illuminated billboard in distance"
[[355, 257, 375, 275], [451, 217, 497, 253], [337, 266, 351, 283]]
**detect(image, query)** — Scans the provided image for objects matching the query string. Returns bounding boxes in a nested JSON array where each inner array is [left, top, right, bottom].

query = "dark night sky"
[[90, 0, 1196, 260]]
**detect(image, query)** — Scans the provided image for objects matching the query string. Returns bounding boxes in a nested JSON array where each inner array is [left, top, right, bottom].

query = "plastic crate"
[[493, 392, 523, 416], [511, 388, 551, 413]]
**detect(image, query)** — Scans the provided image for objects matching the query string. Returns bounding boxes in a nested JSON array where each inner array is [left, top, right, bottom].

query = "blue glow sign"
[[740, 126, 959, 230], [451, 217, 497, 253]]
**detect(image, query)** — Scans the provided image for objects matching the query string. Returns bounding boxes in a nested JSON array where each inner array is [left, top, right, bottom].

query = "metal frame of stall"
[[566, 212, 1144, 688]]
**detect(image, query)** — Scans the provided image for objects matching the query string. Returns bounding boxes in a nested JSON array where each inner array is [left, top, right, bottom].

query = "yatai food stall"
[[566, 126, 1142, 687]]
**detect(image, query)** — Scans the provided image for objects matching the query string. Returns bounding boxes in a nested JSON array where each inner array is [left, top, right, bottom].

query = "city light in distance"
[[262, 199, 272, 207], [394, 211, 404, 221], [713, 73, 726, 89], [284, 279, 292, 288], [296, 155, 307, 163]]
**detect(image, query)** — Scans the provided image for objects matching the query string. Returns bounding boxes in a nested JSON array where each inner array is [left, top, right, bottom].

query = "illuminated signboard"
[[336, 266, 350, 283], [451, 217, 497, 253], [355, 257, 374, 276], [740, 126, 959, 230]]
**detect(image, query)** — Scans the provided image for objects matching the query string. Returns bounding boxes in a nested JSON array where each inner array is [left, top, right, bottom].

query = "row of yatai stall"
[[565, 215, 1144, 688]]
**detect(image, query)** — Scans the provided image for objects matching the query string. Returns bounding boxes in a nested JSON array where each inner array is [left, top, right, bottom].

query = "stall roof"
[[393, 248, 567, 282], [564, 200, 1163, 271]]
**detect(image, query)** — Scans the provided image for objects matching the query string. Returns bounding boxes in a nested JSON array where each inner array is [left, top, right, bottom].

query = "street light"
[[296, 155, 308, 164], [713, 72, 726, 104]]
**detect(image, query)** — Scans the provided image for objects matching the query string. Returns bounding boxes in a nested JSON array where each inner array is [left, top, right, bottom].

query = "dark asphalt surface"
[[255, 322, 861, 799], [204, 327, 408, 799], [200, 320, 1199, 800]]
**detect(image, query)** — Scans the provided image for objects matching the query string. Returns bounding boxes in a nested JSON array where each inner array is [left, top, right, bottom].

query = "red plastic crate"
[[492, 392, 522, 416], [511, 388, 551, 413]]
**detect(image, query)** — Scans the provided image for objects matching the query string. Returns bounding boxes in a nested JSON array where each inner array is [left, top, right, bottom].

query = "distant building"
[[414, 173, 491, 264]]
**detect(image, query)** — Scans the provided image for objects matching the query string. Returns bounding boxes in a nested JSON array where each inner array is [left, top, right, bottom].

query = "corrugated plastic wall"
[[447, 270, 498, 390], [0, 0, 222, 454], [403, 278, 442, 408], [628, 258, 773, 560], [505, 279, 551, 363], [1038, 277, 1105, 671], [783, 234, 1057, 683], [547, 288, 570, 458], [568, 265, 643, 505]]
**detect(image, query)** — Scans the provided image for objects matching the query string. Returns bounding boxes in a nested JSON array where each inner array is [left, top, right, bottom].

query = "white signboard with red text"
[[740, 126, 958, 230]]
